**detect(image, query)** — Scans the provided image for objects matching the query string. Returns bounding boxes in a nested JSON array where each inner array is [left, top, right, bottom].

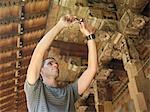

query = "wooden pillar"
[[93, 80, 107, 112], [93, 80, 100, 112], [125, 61, 149, 112], [104, 101, 113, 112], [15, 1, 24, 111], [121, 38, 150, 112]]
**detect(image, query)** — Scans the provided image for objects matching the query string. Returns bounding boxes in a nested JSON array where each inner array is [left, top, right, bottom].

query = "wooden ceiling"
[[0, 0, 49, 111], [0, 0, 149, 112]]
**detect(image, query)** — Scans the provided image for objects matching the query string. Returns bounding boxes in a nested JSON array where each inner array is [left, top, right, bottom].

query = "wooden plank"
[[0, 80, 15, 90], [0, 23, 18, 35], [52, 40, 87, 52], [0, 62, 16, 73], [0, 51, 16, 64], [1, 107, 15, 112], [0, 100, 15, 111], [0, 46, 34, 64], [0, 93, 15, 104], [0, 11, 47, 25], [0, 49, 32, 65], [0, 36, 17, 51], [60, 50, 87, 58], [0, 72, 14, 82], [0, 25, 45, 39], [0, 0, 20, 7], [0, 87, 14, 98], [0, 39, 87, 66], [24, 0, 49, 14]]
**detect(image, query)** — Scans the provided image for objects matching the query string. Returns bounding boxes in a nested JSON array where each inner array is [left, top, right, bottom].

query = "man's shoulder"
[[24, 78, 43, 92]]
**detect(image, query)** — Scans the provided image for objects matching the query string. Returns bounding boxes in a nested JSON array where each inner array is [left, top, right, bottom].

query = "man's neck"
[[43, 77, 58, 87]]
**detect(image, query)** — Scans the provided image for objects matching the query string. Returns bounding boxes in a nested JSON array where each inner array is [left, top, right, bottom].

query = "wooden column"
[[121, 38, 150, 112], [15, 1, 24, 111], [104, 101, 113, 112], [93, 80, 100, 112], [93, 80, 107, 112]]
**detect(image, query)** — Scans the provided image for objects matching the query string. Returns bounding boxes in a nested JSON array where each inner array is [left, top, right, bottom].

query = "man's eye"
[[48, 62, 53, 65]]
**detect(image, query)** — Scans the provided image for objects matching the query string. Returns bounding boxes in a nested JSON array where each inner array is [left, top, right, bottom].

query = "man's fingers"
[[80, 22, 86, 29], [72, 20, 79, 24], [64, 15, 78, 23]]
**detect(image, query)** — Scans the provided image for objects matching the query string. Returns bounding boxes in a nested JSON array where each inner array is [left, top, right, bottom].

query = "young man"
[[24, 15, 98, 112]]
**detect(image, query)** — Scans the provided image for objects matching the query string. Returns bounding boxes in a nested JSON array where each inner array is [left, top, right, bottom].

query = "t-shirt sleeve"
[[24, 79, 41, 102], [67, 80, 80, 102]]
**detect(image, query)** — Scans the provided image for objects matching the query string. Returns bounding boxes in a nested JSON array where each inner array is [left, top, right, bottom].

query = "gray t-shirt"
[[24, 79, 80, 112]]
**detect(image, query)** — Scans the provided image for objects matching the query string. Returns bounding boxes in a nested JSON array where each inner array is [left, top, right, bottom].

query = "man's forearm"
[[30, 23, 64, 65], [77, 38, 97, 95], [35, 23, 64, 54], [87, 39, 97, 71]]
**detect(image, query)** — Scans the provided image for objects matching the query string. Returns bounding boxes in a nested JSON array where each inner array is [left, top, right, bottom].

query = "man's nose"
[[53, 63, 58, 68]]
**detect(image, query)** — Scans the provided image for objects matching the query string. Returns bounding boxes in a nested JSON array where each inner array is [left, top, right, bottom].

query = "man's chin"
[[54, 71, 59, 77], [55, 69, 59, 74]]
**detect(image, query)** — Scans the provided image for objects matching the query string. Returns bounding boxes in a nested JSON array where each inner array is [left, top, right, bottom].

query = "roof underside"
[[0, 0, 149, 112]]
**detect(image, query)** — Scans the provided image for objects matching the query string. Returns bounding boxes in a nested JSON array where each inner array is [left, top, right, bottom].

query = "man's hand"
[[79, 21, 95, 36], [57, 15, 78, 28]]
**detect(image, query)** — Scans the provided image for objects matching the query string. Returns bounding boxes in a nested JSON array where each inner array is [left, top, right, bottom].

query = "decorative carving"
[[112, 50, 122, 60], [132, 17, 146, 29], [96, 30, 110, 41], [96, 68, 113, 80], [88, 1, 117, 19], [119, 9, 149, 36], [144, 65, 150, 80], [140, 19, 150, 40], [99, 19, 118, 31], [127, 0, 149, 13], [98, 43, 113, 64], [127, 38, 140, 60], [121, 38, 132, 66], [96, 81, 107, 103]]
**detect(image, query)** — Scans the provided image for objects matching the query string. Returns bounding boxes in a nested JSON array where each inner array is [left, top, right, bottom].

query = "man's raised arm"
[[78, 22, 98, 95], [27, 15, 77, 85]]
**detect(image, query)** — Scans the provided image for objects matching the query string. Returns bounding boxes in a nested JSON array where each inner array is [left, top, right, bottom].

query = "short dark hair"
[[41, 57, 56, 67]]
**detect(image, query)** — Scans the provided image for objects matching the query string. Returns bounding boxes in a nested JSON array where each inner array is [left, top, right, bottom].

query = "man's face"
[[41, 58, 59, 78]]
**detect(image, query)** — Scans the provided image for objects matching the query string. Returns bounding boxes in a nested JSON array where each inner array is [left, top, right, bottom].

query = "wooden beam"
[[0, 11, 47, 24], [0, 80, 15, 91], [0, 39, 87, 65], [0, 100, 15, 111], [52, 40, 88, 58], [0, 44, 35, 64], [52, 40, 87, 52], [0, 25, 45, 39], [0, 56, 30, 74], [0, 94, 15, 105], [0, 62, 16, 73], [0, 71, 14, 82], [0, 0, 20, 7], [60, 50, 87, 59], [0, 87, 14, 98]]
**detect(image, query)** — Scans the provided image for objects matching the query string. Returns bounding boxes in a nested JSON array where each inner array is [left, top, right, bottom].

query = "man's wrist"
[[56, 22, 65, 30], [86, 34, 96, 40]]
